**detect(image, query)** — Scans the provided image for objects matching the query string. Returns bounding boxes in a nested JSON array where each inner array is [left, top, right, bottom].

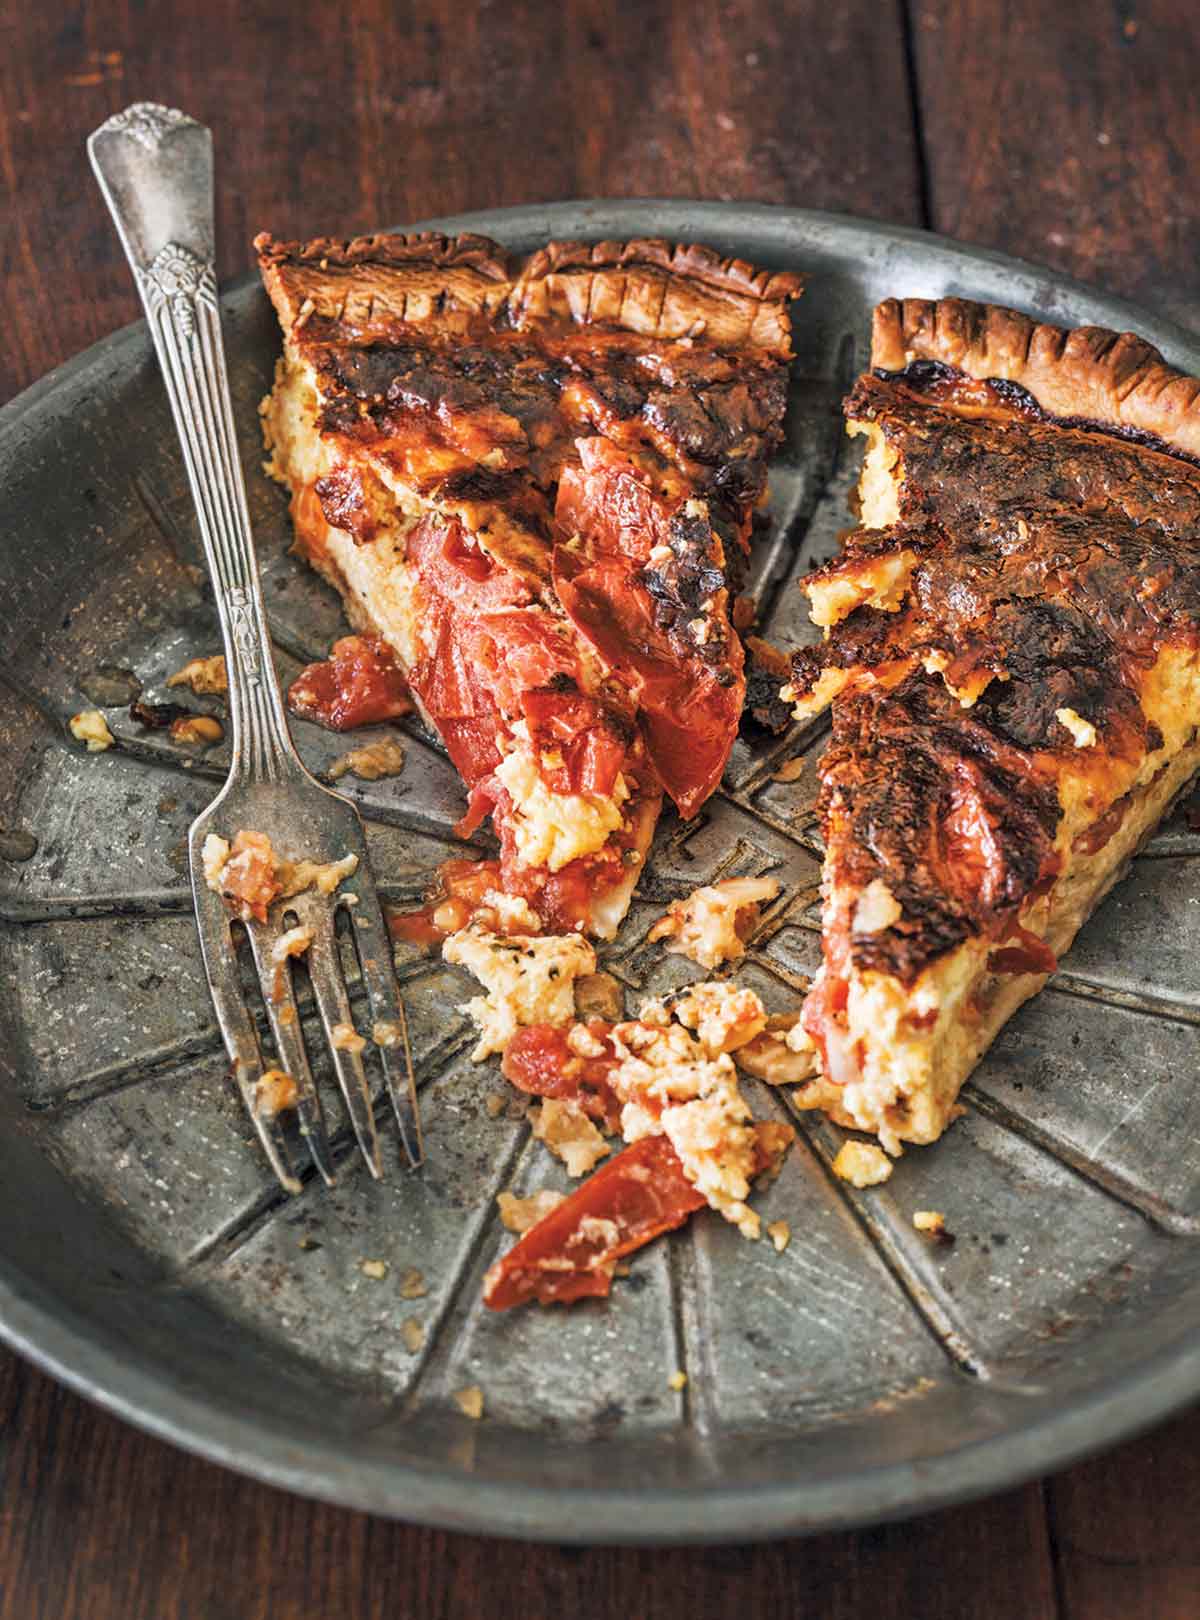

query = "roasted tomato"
[[287, 635, 413, 731], [482, 1134, 705, 1311], [502, 1021, 622, 1131]]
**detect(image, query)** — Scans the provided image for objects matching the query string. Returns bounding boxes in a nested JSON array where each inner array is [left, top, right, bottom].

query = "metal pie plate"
[[3, 202, 1200, 1543]]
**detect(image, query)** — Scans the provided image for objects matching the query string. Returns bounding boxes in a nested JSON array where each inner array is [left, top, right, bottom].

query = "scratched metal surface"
[[2, 203, 1200, 1542]]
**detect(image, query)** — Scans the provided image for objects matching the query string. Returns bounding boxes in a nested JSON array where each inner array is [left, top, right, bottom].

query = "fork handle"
[[88, 103, 299, 784]]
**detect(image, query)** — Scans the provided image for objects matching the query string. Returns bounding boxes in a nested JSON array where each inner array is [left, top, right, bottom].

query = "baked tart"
[[256, 231, 802, 937], [786, 298, 1200, 1149]]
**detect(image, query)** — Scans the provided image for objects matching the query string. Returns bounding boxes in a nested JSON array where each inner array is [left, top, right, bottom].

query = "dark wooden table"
[[3, 3, 1200, 1615]]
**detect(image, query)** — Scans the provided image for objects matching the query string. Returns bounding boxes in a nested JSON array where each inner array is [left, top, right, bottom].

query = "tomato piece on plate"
[[287, 635, 413, 731], [502, 1022, 622, 1130], [482, 1134, 705, 1311]]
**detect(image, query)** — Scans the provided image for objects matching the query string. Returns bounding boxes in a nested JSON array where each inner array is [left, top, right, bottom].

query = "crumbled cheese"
[[853, 879, 903, 935], [914, 1209, 948, 1235], [833, 1140, 894, 1188], [359, 1258, 389, 1280], [672, 981, 768, 1053], [331, 1021, 367, 1054], [609, 1011, 763, 1238], [453, 1386, 484, 1420], [531, 1097, 611, 1177], [70, 709, 114, 751], [479, 889, 543, 935], [497, 1188, 567, 1232], [647, 876, 780, 970], [494, 737, 629, 873], [271, 924, 314, 964], [277, 850, 358, 897], [566, 1022, 608, 1058], [328, 735, 407, 781], [1056, 706, 1098, 748], [737, 1012, 820, 1085], [444, 926, 596, 1059], [767, 1220, 791, 1253], [201, 833, 230, 890], [167, 653, 228, 695]]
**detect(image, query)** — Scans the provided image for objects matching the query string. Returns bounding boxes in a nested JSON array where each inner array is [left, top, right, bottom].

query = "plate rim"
[[3, 198, 1200, 1542]]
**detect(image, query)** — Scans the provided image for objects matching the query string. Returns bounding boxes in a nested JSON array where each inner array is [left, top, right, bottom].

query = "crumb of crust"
[[771, 754, 807, 783], [401, 1316, 425, 1354], [497, 1188, 567, 1233], [360, 1258, 389, 1281], [170, 714, 224, 746], [531, 1097, 611, 1177], [574, 969, 624, 1022], [484, 1092, 507, 1119], [328, 735, 407, 782], [913, 1209, 955, 1244], [398, 1267, 427, 1299], [736, 1011, 820, 1085], [254, 1068, 298, 1116], [331, 1021, 366, 1053], [767, 1219, 791, 1253], [833, 1140, 894, 1188], [167, 654, 228, 696], [453, 1386, 484, 1420], [271, 924, 315, 964], [443, 926, 596, 1060], [647, 876, 780, 970], [668, 1370, 688, 1392], [70, 709, 114, 752]]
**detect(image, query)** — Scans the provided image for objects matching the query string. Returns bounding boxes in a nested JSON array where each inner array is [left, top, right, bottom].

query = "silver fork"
[[88, 103, 422, 1191]]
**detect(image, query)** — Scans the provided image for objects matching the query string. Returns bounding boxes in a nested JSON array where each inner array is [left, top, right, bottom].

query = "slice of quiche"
[[785, 297, 1200, 1150], [257, 231, 802, 937]]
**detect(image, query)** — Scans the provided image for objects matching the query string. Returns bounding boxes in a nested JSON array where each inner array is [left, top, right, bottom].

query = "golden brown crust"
[[509, 237, 802, 358], [871, 297, 1200, 459], [254, 230, 513, 340]]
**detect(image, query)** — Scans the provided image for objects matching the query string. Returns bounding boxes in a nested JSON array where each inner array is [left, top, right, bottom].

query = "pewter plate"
[[3, 202, 1200, 1543]]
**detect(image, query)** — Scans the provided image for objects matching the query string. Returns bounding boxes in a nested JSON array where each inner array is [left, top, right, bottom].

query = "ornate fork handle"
[[89, 104, 298, 784]]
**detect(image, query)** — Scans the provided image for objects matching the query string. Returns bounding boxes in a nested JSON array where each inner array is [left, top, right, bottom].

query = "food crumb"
[[399, 1267, 427, 1299], [484, 1092, 507, 1119], [453, 1385, 484, 1420], [167, 654, 228, 695], [328, 735, 407, 782], [331, 1021, 367, 1054], [359, 1258, 388, 1281], [298, 1235, 321, 1252], [913, 1209, 955, 1244], [833, 1140, 894, 1188], [771, 754, 807, 783], [497, 1188, 567, 1233], [401, 1316, 425, 1354], [668, 1370, 688, 1392], [70, 709, 114, 751], [767, 1220, 791, 1253], [170, 713, 224, 746]]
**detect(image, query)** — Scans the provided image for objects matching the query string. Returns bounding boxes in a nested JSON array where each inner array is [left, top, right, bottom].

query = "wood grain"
[[913, 0, 1200, 330], [0, 0, 921, 404], [0, 1352, 1061, 1620]]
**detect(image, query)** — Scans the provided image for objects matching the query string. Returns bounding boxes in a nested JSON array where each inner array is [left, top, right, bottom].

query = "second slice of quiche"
[[257, 231, 802, 937], [786, 297, 1200, 1150]]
